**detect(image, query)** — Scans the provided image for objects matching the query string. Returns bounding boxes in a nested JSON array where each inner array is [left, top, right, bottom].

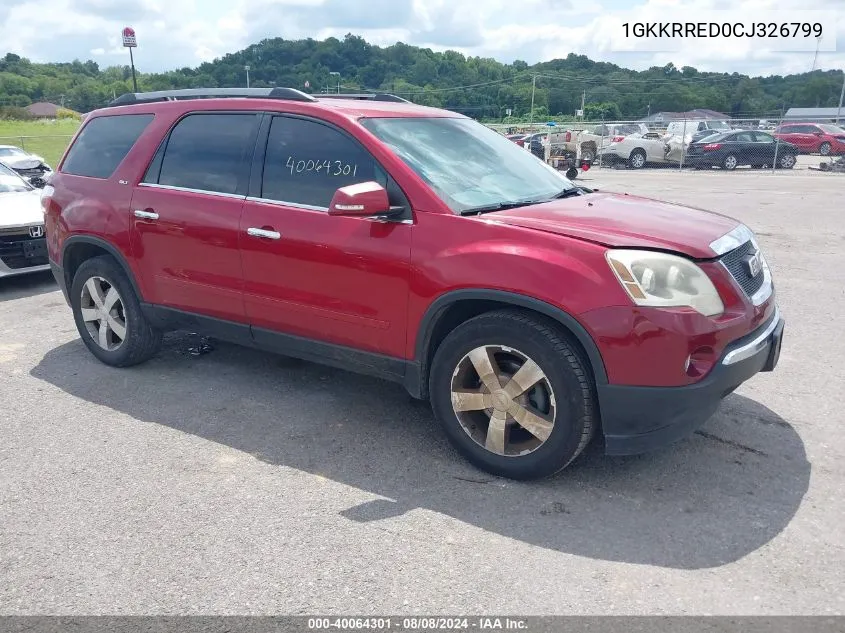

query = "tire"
[[722, 154, 738, 170], [819, 142, 831, 156], [565, 167, 578, 180], [777, 153, 796, 169], [628, 149, 646, 169], [70, 255, 162, 367], [429, 310, 597, 480], [580, 145, 596, 163]]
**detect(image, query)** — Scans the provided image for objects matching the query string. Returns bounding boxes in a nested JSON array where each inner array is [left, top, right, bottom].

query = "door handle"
[[247, 227, 281, 240], [134, 209, 159, 220]]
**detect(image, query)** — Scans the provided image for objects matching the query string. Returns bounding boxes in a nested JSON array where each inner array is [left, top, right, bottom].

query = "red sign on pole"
[[122, 27, 137, 48]]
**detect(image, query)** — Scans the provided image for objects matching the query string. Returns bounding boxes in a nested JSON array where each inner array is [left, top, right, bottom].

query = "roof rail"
[[317, 93, 410, 103], [108, 87, 317, 107]]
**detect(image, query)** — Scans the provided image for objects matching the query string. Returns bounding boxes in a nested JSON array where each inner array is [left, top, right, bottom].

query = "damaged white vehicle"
[[598, 131, 688, 169], [0, 162, 50, 279], [0, 145, 52, 185]]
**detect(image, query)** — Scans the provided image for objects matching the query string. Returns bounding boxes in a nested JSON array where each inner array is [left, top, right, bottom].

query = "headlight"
[[606, 249, 724, 316]]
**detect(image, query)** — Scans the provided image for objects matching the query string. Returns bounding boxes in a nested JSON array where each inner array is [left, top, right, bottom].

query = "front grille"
[[720, 240, 765, 297], [13, 166, 48, 178], [0, 233, 48, 269]]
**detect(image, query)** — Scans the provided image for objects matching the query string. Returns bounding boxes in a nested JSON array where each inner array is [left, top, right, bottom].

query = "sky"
[[1, 0, 844, 78]]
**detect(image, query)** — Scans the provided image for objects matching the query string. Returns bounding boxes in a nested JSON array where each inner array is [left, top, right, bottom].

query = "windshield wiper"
[[459, 199, 544, 216], [547, 187, 584, 200]]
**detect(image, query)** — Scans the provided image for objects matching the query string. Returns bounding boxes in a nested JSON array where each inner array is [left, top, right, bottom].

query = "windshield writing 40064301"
[[285, 156, 359, 177]]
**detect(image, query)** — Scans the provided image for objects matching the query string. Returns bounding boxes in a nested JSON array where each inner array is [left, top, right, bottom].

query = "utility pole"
[[245, 65, 250, 89], [529, 74, 537, 128], [330, 71, 340, 93], [581, 90, 586, 120], [837, 71, 845, 125]]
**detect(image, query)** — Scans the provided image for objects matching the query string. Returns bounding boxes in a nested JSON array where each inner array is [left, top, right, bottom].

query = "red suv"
[[42, 88, 784, 480], [774, 122, 845, 155]]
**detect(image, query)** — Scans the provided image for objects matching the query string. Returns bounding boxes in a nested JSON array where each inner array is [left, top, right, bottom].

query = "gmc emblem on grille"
[[29, 225, 44, 238], [745, 250, 762, 277]]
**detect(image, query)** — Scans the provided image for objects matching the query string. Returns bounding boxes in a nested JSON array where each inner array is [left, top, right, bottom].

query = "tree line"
[[1, 34, 843, 120]]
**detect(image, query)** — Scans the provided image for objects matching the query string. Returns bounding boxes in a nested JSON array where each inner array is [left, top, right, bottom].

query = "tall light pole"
[[837, 71, 845, 125], [329, 71, 340, 94], [245, 65, 250, 89], [528, 74, 537, 128]]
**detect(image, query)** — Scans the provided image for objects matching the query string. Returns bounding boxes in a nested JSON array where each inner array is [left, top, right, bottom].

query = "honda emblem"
[[29, 225, 44, 238]]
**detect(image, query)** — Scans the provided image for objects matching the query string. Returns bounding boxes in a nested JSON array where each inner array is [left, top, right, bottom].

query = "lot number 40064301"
[[286, 156, 359, 177]]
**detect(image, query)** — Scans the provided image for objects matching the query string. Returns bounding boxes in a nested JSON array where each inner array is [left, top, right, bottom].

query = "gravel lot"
[[1, 167, 843, 615]]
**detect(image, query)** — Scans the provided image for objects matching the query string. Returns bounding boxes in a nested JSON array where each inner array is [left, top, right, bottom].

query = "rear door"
[[129, 112, 260, 322], [731, 131, 756, 165]]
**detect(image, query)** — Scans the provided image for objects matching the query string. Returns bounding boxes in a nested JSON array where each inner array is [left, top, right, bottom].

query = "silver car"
[[0, 144, 52, 183], [0, 162, 50, 279]]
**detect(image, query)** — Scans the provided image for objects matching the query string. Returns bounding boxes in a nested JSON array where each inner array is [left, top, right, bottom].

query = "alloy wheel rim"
[[80, 276, 127, 351], [781, 154, 795, 167], [820, 143, 830, 155], [725, 155, 737, 169], [450, 345, 556, 457], [632, 153, 645, 167]]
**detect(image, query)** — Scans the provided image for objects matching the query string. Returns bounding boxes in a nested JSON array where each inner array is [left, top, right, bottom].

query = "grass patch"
[[0, 119, 81, 167]]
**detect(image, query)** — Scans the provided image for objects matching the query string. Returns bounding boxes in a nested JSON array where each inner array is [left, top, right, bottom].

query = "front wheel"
[[70, 255, 162, 367], [777, 153, 796, 169], [429, 310, 597, 480], [819, 142, 831, 156]]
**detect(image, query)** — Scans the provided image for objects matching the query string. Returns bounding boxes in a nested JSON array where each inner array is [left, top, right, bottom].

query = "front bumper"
[[599, 307, 784, 455]]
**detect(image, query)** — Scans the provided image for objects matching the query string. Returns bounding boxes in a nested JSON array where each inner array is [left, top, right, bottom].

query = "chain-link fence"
[[489, 118, 845, 174], [0, 135, 75, 169]]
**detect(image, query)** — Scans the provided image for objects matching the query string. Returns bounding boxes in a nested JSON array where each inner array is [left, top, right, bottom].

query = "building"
[[641, 109, 729, 123], [24, 102, 80, 118], [783, 107, 844, 123]]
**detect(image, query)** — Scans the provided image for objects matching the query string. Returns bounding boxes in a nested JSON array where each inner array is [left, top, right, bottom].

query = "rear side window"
[[153, 113, 259, 195], [62, 114, 153, 179], [261, 117, 378, 208]]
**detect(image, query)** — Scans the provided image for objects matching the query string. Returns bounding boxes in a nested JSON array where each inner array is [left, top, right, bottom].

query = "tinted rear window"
[[62, 114, 153, 179]]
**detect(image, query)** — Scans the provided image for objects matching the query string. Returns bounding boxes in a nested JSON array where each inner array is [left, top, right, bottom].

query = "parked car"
[[506, 133, 528, 148], [685, 130, 798, 170], [665, 119, 732, 140], [0, 145, 52, 183], [523, 132, 547, 158], [44, 88, 783, 480], [0, 161, 50, 279], [773, 123, 845, 156], [690, 129, 723, 144], [600, 131, 684, 168], [561, 123, 649, 162]]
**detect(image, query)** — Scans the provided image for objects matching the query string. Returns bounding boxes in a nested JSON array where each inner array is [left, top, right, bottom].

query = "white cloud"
[[0, 0, 842, 76]]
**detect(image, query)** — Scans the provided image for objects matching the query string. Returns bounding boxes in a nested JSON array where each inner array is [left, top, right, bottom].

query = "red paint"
[[47, 96, 775, 389], [775, 123, 845, 155]]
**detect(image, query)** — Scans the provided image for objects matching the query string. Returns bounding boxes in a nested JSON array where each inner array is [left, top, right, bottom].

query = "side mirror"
[[328, 181, 393, 217]]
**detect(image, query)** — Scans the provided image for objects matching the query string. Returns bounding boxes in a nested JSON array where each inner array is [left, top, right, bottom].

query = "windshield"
[[709, 121, 731, 130], [0, 163, 32, 193], [361, 117, 574, 214], [0, 147, 27, 157]]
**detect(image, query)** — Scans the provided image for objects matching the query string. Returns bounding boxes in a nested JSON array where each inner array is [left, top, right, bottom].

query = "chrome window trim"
[[710, 223, 755, 256], [722, 306, 781, 366], [137, 182, 246, 200], [245, 196, 329, 212]]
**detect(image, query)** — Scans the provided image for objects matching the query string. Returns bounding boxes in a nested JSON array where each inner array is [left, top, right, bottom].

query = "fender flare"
[[410, 289, 608, 398], [61, 235, 143, 299]]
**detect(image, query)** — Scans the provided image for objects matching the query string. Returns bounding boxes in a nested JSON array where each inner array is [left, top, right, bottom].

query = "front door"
[[130, 112, 260, 323], [239, 115, 412, 359]]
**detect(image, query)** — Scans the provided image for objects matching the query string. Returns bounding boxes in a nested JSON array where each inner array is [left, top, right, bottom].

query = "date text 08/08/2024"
[[307, 617, 530, 630]]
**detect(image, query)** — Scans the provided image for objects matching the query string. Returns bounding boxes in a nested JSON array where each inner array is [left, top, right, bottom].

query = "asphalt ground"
[[1, 165, 843, 615]]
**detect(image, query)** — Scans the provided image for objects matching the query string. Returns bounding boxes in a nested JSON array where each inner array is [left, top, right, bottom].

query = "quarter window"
[[262, 117, 378, 208], [155, 113, 259, 195], [62, 114, 153, 179]]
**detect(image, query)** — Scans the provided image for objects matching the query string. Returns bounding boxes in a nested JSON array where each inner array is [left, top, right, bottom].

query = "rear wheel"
[[819, 142, 831, 156], [628, 149, 646, 169], [70, 255, 162, 367], [722, 154, 738, 170], [429, 310, 597, 480]]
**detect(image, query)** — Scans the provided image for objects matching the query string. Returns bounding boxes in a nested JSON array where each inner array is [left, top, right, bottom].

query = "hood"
[[489, 192, 739, 259], [1, 155, 44, 169], [0, 190, 44, 228]]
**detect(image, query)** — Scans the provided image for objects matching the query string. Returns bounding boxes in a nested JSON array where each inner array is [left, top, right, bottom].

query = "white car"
[[0, 145, 52, 182], [599, 131, 687, 169], [0, 162, 50, 279]]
